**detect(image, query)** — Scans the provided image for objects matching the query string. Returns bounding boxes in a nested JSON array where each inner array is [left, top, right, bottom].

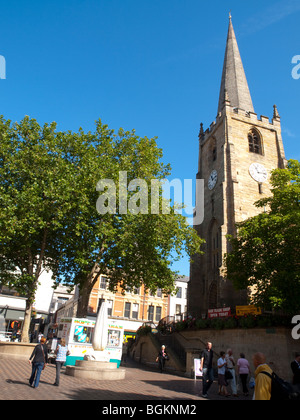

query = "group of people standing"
[[200, 342, 251, 398], [28, 336, 69, 388], [199, 341, 300, 400]]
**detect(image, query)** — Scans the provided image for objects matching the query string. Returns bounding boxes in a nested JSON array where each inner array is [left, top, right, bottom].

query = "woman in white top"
[[218, 351, 230, 397]]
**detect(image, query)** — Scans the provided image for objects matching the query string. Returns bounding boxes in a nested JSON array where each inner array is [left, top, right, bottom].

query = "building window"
[[132, 303, 139, 319], [107, 300, 113, 316], [248, 129, 262, 155], [176, 304, 181, 314], [124, 302, 131, 318], [133, 287, 140, 295], [155, 306, 162, 322], [157, 288, 162, 298], [100, 276, 108, 290], [176, 287, 182, 299], [148, 305, 154, 321]]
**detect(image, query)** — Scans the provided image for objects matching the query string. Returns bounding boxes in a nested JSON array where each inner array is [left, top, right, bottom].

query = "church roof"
[[217, 16, 254, 114]]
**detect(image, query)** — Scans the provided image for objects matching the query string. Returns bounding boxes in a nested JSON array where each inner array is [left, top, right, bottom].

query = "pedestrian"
[[217, 351, 230, 397], [122, 340, 128, 364], [53, 338, 69, 386], [237, 353, 251, 396], [156, 345, 169, 373], [28, 336, 48, 388], [200, 341, 214, 398], [226, 348, 238, 397], [291, 352, 300, 386], [252, 352, 272, 400]]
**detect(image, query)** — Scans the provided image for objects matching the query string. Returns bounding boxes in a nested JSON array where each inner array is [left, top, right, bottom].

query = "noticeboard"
[[236, 305, 262, 316], [193, 358, 203, 379]]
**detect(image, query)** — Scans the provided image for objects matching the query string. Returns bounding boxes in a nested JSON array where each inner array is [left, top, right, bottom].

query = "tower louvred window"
[[248, 129, 262, 154]]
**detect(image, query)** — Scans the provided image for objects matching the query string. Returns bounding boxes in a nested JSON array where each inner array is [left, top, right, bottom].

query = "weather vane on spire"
[[229, 11, 232, 20]]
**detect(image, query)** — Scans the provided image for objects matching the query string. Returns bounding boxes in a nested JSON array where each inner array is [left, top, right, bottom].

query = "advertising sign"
[[236, 306, 262, 316], [208, 307, 231, 319]]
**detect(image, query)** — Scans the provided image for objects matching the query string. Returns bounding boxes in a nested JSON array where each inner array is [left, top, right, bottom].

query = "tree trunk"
[[21, 299, 32, 343], [76, 264, 101, 318]]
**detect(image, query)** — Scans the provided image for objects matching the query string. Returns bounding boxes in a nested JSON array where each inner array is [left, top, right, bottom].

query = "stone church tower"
[[188, 16, 286, 317]]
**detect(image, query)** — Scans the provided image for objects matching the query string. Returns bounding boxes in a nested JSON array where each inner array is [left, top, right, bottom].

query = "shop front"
[[0, 305, 25, 341]]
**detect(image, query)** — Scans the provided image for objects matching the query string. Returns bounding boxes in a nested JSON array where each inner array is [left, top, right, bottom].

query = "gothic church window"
[[248, 129, 262, 155]]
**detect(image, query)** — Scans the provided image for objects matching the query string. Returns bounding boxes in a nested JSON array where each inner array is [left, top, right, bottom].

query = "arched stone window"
[[248, 129, 262, 155]]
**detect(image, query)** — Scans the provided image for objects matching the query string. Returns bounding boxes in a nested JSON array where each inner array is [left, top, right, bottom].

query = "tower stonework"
[[188, 18, 286, 317]]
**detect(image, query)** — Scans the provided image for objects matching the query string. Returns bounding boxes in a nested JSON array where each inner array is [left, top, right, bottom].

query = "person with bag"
[[53, 338, 70, 386], [28, 336, 48, 388], [252, 352, 272, 400], [225, 348, 238, 397], [217, 351, 230, 397]]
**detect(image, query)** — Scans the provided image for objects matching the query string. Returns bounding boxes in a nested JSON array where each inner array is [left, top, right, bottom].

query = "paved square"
[[0, 356, 253, 401]]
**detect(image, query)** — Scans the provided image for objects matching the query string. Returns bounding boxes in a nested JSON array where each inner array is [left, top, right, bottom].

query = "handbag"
[[41, 344, 46, 370]]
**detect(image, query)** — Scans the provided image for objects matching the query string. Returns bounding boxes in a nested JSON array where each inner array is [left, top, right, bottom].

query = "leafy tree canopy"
[[0, 115, 204, 339]]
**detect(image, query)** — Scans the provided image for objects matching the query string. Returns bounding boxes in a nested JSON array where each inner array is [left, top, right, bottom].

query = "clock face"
[[249, 163, 268, 183], [208, 170, 218, 190]]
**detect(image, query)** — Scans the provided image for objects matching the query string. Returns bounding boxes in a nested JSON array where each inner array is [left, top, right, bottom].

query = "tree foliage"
[[0, 115, 204, 339], [225, 160, 300, 315]]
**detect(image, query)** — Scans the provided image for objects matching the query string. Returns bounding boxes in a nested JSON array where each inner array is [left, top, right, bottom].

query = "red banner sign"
[[208, 307, 231, 319]]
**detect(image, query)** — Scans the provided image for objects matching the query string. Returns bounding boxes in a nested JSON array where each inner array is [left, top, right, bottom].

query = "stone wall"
[[0, 342, 36, 359], [132, 328, 300, 381]]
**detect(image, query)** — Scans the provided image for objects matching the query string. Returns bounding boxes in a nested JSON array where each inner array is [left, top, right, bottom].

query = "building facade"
[[0, 270, 74, 340], [188, 17, 286, 317], [55, 275, 189, 339], [168, 276, 189, 321]]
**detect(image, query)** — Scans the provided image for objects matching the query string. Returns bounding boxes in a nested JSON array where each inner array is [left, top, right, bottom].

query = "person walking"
[[253, 352, 273, 400], [217, 351, 230, 397], [237, 353, 251, 396], [53, 338, 69, 386], [28, 336, 48, 388], [157, 345, 169, 373], [200, 342, 214, 398]]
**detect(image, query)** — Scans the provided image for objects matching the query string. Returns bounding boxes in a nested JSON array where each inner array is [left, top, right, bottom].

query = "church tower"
[[188, 16, 286, 317]]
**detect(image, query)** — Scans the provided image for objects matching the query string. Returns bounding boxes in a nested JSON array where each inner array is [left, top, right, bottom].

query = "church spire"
[[217, 16, 254, 114]]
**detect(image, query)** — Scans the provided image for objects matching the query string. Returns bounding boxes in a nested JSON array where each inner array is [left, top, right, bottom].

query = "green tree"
[[225, 160, 300, 314], [0, 116, 204, 340]]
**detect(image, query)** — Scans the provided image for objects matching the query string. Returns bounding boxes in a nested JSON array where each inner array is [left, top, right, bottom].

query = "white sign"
[[194, 358, 203, 379]]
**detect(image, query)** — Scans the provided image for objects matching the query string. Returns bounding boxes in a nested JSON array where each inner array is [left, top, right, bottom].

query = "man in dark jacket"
[[28, 336, 48, 388], [200, 341, 214, 398], [291, 353, 300, 386]]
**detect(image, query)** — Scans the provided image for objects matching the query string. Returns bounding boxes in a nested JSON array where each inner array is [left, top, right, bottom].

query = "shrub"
[[238, 315, 257, 329], [137, 325, 152, 336], [195, 318, 209, 329]]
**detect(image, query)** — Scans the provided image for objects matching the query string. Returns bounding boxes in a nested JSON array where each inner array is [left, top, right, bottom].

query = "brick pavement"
[[0, 355, 253, 401]]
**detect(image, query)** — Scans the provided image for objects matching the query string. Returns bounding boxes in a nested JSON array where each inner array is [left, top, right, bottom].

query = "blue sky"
[[1, 0, 299, 276]]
